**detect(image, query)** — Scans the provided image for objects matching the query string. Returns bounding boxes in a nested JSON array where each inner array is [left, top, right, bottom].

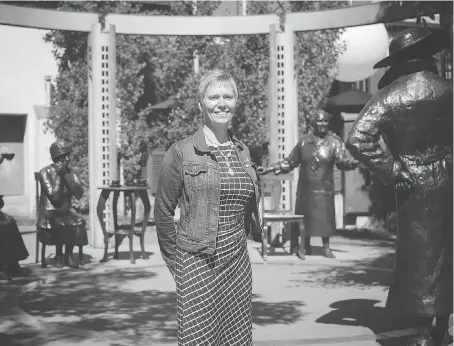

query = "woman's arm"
[[333, 135, 359, 171], [153, 143, 183, 277], [62, 169, 84, 199]]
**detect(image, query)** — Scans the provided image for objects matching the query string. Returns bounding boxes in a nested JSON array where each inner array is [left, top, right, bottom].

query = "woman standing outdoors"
[[154, 69, 263, 346]]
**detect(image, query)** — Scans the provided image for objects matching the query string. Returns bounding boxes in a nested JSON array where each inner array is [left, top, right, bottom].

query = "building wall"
[[0, 25, 57, 218]]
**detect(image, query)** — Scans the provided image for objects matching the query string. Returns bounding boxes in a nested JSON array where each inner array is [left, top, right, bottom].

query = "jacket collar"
[[378, 58, 438, 90], [193, 126, 244, 153]]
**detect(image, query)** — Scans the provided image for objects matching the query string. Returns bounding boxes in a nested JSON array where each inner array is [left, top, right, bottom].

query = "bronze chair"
[[34, 172, 84, 267], [260, 173, 305, 261]]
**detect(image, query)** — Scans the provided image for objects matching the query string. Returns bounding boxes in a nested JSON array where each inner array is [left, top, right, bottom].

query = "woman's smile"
[[200, 83, 237, 126]]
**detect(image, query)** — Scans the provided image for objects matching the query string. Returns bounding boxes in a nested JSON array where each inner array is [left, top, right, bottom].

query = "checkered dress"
[[175, 144, 254, 346]]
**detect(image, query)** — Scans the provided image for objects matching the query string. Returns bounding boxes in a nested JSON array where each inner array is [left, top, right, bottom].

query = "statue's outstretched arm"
[[333, 135, 360, 171], [258, 140, 301, 175]]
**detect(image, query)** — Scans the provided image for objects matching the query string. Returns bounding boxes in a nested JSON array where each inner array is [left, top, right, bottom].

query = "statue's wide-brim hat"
[[50, 141, 70, 160], [374, 28, 448, 69]]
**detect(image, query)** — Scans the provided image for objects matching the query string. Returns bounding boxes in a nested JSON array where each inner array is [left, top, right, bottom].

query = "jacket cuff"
[[162, 254, 176, 277]]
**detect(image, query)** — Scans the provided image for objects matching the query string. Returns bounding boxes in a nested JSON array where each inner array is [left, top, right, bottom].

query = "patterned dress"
[[175, 144, 254, 346]]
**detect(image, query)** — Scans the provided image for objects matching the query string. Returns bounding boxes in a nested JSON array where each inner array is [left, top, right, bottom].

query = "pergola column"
[[87, 23, 117, 248]]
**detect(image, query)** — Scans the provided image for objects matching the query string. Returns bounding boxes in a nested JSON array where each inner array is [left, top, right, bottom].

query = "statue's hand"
[[60, 164, 71, 176], [395, 170, 413, 193], [257, 166, 266, 175], [53, 161, 64, 174], [257, 166, 275, 175]]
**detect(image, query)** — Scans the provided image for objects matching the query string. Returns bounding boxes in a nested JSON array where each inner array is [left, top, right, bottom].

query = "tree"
[[45, 1, 220, 211], [45, 1, 346, 211]]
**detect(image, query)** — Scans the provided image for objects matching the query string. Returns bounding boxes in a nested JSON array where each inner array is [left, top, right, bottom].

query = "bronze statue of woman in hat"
[[37, 141, 88, 269], [346, 28, 452, 346], [259, 109, 359, 259]]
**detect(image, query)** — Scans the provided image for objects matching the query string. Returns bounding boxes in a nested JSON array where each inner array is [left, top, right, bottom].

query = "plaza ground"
[[0, 222, 452, 346]]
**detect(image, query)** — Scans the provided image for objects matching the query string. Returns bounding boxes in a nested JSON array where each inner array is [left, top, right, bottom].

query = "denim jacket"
[[154, 127, 263, 275]]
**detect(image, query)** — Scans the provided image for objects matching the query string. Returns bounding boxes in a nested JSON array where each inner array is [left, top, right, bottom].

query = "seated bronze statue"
[[0, 196, 29, 280], [37, 141, 88, 269]]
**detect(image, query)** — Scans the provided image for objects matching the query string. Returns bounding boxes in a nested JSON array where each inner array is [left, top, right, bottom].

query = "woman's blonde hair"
[[198, 69, 238, 103]]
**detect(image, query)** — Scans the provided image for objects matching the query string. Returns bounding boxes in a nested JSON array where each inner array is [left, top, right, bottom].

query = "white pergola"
[[0, 2, 430, 248]]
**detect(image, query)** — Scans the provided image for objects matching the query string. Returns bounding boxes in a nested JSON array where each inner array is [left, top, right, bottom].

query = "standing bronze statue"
[[38, 141, 88, 269], [259, 110, 359, 259], [346, 28, 452, 346]]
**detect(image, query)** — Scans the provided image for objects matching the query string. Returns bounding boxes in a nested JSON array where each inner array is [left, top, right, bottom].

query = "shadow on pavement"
[[252, 293, 305, 326], [289, 254, 395, 288], [0, 324, 87, 346], [103, 251, 155, 261], [315, 299, 424, 345], [42, 253, 95, 267], [18, 268, 178, 343], [12, 266, 307, 344]]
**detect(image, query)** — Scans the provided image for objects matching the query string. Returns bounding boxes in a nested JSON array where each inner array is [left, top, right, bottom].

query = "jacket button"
[[245, 164, 250, 168]]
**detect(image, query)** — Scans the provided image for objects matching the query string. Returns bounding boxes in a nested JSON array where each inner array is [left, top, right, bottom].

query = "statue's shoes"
[[407, 336, 435, 346], [55, 255, 64, 268], [64, 255, 79, 269], [290, 247, 305, 260], [296, 250, 305, 260], [323, 248, 336, 259], [6, 263, 21, 277], [435, 332, 452, 346]]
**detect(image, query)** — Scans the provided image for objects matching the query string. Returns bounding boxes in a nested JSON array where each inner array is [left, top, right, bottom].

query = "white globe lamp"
[[330, 24, 389, 82]]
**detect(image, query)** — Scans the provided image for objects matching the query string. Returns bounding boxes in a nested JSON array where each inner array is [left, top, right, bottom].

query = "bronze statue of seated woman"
[[0, 196, 29, 280], [37, 141, 88, 269]]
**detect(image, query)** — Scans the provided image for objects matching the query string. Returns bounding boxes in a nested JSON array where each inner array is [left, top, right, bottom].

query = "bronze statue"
[[259, 110, 359, 259], [346, 28, 452, 346], [0, 196, 29, 280], [38, 141, 88, 269]]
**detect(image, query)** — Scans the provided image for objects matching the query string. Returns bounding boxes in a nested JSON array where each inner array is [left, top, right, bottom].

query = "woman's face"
[[199, 82, 237, 127]]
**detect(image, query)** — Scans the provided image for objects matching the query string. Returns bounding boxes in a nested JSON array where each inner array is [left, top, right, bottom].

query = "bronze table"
[[97, 185, 151, 264]]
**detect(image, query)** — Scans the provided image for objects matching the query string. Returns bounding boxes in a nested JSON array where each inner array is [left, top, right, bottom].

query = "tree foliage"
[[45, 1, 346, 211]]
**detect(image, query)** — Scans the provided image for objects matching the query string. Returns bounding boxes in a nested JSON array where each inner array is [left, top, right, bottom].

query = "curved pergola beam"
[[286, 2, 436, 31], [0, 4, 98, 32], [0, 3, 437, 35], [106, 13, 280, 36], [0, 3, 279, 35]]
